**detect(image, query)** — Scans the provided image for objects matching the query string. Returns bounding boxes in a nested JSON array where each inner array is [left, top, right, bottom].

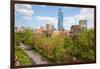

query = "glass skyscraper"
[[58, 8, 63, 30]]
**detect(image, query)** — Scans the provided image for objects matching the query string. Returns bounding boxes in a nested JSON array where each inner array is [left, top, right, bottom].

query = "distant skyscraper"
[[46, 21, 54, 31], [46, 23, 54, 31], [58, 8, 63, 30], [45, 23, 54, 37], [79, 20, 87, 28], [79, 20, 87, 31], [46, 24, 50, 31]]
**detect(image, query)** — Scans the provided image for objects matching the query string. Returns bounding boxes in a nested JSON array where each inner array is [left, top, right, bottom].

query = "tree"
[[72, 29, 95, 62], [15, 29, 34, 46], [23, 29, 34, 45]]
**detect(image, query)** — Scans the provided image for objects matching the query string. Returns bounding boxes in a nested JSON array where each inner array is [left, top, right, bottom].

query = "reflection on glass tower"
[[58, 8, 63, 30]]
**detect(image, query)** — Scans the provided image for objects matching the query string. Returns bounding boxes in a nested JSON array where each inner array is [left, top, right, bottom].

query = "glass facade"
[[58, 8, 63, 30]]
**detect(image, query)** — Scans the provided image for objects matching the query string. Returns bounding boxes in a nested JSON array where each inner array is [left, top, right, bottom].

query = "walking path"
[[19, 43, 49, 64]]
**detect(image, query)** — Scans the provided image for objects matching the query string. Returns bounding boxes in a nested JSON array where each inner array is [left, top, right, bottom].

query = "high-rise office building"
[[79, 20, 87, 28], [46, 23, 54, 31], [46, 21, 54, 31], [79, 20, 87, 31], [46, 24, 50, 31], [45, 22, 55, 37], [58, 8, 63, 30]]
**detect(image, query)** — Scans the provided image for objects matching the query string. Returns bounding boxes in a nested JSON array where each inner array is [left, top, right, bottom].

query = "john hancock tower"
[[58, 8, 63, 30]]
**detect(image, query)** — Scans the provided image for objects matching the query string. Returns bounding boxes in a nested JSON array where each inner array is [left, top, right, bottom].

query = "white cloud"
[[22, 16, 32, 20], [36, 16, 54, 21], [74, 8, 94, 20], [15, 4, 34, 20], [64, 17, 75, 24], [41, 5, 47, 7], [36, 16, 57, 24], [63, 6, 78, 9]]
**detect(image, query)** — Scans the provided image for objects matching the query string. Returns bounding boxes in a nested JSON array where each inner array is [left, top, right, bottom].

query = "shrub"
[[15, 46, 31, 65]]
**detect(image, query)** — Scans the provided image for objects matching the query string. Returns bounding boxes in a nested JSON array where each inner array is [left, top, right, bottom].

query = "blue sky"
[[15, 4, 94, 30]]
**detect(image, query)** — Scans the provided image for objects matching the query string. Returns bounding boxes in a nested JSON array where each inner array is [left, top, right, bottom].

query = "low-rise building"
[[15, 26, 25, 32]]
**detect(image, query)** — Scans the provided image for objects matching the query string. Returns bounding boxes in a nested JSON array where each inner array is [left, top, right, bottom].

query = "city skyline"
[[15, 4, 94, 31]]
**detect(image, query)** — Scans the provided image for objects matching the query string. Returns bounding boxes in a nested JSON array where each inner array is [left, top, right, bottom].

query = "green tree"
[[73, 29, 95, 62], [23, 29, 34, 45], [15, 29, 34, 46]]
